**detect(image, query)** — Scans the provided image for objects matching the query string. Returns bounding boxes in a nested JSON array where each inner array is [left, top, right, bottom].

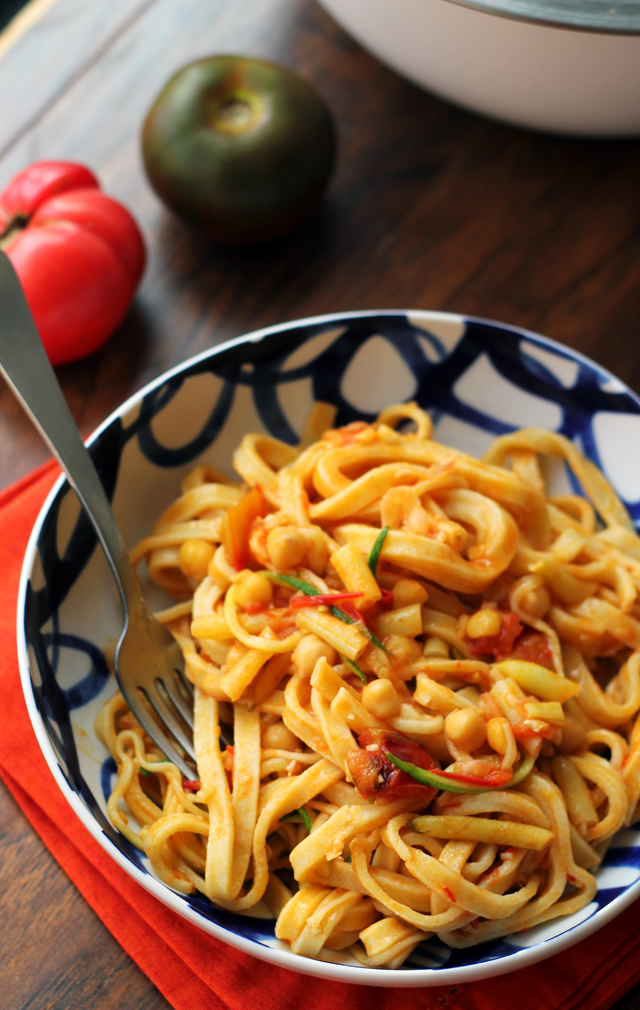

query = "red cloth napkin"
[[2, 461, 640, 1010]]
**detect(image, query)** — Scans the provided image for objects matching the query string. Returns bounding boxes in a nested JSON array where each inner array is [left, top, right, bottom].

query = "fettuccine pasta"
[[98, 403, 640, 967]]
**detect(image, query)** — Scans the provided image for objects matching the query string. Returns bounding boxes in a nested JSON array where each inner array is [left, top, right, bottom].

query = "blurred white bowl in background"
[[318, 0, 640, 136]]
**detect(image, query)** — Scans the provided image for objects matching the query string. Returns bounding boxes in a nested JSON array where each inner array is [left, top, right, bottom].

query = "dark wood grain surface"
[[2, 0, 640, 1007]]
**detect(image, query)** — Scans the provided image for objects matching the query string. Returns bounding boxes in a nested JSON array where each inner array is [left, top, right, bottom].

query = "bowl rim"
[[434, 0, 640, 35], [17, 308, 640, 986]]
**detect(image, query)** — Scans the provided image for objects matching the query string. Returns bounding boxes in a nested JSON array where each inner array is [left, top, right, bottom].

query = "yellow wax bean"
[[414, 673, 472, 714], [375, 604, 423, 639], [220, 648, 270, 702], [310, 657, 360, 704], [296, 609, 368, 662], [423, 636, 449, 658], [493, 660, 580, 703], [524, 701, 565, 723], [410, 815, 554, 851], [251, 652, 291, 707], [331, 687, 384, 733], [191, 613, 233, 641]]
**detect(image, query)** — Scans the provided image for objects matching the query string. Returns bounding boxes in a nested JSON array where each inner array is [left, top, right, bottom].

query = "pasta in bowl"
[[101, 402, 640, 966], [19, 311, 640, 985]]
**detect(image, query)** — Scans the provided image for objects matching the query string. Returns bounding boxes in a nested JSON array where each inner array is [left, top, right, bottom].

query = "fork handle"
[[0, 252, 139, 610]]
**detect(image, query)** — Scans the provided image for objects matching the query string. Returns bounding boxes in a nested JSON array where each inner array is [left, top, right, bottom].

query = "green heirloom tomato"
[[141, 55, 336, 245]]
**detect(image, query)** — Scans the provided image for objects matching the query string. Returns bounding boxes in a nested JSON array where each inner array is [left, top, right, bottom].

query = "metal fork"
[[0, 252, 197, 778]]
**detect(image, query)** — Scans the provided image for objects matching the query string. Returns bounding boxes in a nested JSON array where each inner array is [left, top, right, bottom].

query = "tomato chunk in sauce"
[[509, 628, 554, 670], [466, 612, 554, 670], [346, 729, 437, 802]]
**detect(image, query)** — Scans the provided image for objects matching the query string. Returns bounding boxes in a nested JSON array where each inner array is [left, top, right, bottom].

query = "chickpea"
[[234, 571, 274, 608], [392, 579, 429, 609], [292, 634, 337, 677], [521, 585, 551, 619], [178, 539, 215, 582], [557, 714, 587, 754], [362, 678, 401, 720], [262, 721, 300, 751], [385, 634, 422, 668], [423, 636, 449, 658], [267, 526, 306, 570], [444, 708, 487, 752], [466, 608, 501, 639], [486, 716, 510, 755]]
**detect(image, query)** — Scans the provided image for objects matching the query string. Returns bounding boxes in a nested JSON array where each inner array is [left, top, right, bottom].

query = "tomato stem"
[[0, 216, 27, 250], [211, 89, 264, 135]]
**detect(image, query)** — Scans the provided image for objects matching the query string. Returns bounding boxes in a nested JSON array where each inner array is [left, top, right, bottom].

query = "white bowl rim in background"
[[317, 0, 640, 136], [439, 0, 640, 33]]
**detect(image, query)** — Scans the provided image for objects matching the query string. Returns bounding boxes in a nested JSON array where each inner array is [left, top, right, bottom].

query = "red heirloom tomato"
[[0, 161, 145, 365]]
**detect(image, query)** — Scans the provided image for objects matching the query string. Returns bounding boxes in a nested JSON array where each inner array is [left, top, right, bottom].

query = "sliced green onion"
[[264, 572, 319, 596], [366, 629, 386, 651], [331, 605, 354, 623], [386, 753, 534, 795], [341, 656, 366, 685], [368, 526, 390, 577], [280, 807, 313, 832]]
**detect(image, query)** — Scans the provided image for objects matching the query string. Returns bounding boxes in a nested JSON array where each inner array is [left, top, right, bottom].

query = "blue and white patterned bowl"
[[18, 310, 640, 986]]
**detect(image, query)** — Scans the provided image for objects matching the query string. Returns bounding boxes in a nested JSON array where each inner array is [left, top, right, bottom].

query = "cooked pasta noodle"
[[98, 404, 640, 967]]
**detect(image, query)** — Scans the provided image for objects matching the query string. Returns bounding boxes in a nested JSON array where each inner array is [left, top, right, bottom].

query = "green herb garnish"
[[280, 807, 313, 832], [341, 656, 366, 685], [368, 526, 390, 577], [365, 628, 386, 651], [264, 572, 319, 595], [331, 605, 354, 622]]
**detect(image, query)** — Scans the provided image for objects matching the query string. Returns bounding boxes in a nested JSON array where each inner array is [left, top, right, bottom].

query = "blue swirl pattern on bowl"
[[19, 311, 640, 982]]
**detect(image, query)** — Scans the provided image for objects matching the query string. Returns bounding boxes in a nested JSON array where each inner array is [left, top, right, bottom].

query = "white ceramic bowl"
[[18, 310, 640, 985], [318, 0, 640, 136]]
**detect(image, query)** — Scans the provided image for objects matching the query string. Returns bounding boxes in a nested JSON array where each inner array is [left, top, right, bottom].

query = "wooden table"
[[2, 1, 640, 1006]]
